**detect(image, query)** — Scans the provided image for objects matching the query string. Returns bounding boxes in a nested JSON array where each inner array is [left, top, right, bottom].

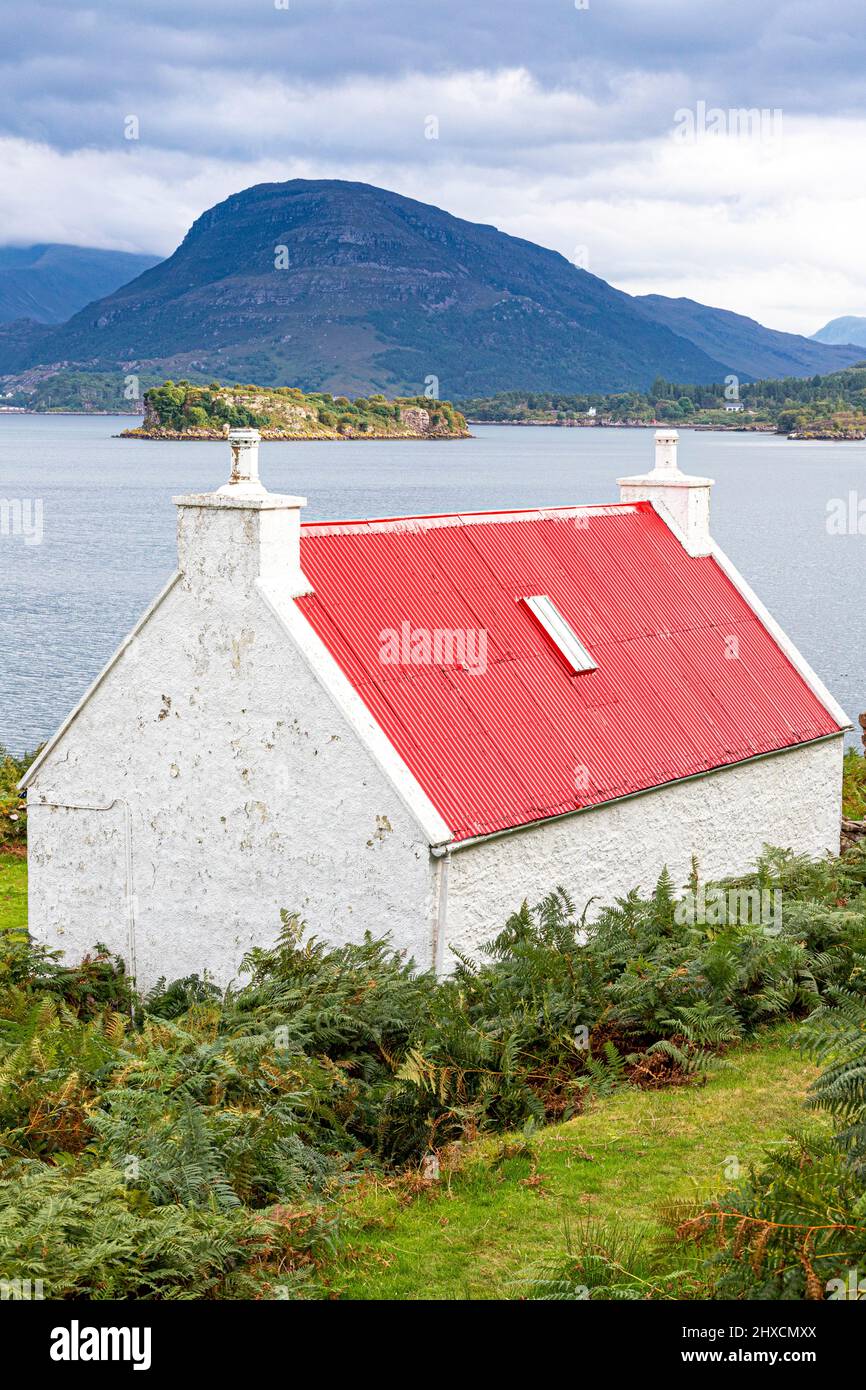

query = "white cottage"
[[23, 428, 848, 988]]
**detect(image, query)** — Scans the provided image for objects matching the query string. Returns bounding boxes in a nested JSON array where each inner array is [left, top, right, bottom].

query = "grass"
[[0, 851, 27, 933], [330, 1029, 825, 1300], [843, 747, 866, 818]]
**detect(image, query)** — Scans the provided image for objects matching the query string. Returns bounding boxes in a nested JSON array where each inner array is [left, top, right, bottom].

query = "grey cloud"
[[2, 0, 865, 337], [3, 0, 866, 161]]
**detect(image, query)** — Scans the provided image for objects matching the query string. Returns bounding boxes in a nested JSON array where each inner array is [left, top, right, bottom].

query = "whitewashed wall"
[[26, 569, 438, 991], [442, 737, 843, 964]]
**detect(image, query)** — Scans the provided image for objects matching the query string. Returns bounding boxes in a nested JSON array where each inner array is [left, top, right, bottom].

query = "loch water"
[[1, 415, 864, 753]]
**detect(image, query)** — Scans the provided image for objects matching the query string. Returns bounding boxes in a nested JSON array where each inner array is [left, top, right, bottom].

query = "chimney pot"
[[219, 427, 263, 496], [617, 430, 715, 557], [173, 431, 312, 597], [654, 429, 679, 474]]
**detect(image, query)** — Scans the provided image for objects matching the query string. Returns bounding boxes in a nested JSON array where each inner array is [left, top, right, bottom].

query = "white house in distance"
[[23, 428, 848, 989]]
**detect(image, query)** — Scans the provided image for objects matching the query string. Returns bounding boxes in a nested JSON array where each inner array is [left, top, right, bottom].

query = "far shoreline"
[[8, 412, 866, 442], [463, 420, 777, 434]]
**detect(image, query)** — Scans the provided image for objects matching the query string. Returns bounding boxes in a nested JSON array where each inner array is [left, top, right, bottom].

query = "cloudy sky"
[[2, 0, 865, 333]]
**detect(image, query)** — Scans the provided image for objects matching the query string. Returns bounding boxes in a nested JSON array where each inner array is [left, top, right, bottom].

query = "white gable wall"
[[26, 570, 439, 989], [441, 736, 843, 964]]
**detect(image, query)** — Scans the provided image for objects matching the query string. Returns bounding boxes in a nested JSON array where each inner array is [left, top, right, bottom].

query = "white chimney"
[[174, 428, 312, 598], [617, 429, 714, 557], [218, 427, 264, 496]]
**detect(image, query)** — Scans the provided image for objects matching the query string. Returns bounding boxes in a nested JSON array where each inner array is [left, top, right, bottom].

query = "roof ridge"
[[300, 501, 641, 536]]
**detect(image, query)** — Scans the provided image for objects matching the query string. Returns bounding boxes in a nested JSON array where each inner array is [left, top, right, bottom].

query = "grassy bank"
[[0, 854, 26, 934], [330, 1029, 824, 1300]]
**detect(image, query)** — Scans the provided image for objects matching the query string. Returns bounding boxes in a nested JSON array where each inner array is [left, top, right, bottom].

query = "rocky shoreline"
[[120, 427, 470, 441], [788, 429, 866, 441]]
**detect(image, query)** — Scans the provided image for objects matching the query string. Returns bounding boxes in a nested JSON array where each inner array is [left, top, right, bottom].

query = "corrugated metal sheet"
[[295, 502, 840, 843]]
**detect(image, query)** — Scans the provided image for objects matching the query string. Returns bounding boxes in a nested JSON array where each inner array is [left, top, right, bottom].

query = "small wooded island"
[[121, 380, 470, 440]]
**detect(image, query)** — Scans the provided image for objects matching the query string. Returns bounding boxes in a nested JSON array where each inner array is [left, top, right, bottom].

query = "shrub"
[[0, 744, 38, 851], [5, 847, 866, 1298], [0, 1163, 331, 1300]]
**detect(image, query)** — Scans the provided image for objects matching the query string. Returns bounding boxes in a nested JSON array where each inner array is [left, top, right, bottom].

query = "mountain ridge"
[[812, 315, 866, 349], [0, 244, 160, 326], [0, 182, 856, 394], [635, 293, 862, 381]]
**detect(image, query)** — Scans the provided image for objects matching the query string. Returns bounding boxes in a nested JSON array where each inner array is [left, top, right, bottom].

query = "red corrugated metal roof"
[[295, 502, 841, 843]]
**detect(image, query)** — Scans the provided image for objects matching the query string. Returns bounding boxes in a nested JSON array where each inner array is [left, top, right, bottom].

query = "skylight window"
[[522, 595, 597, 673]]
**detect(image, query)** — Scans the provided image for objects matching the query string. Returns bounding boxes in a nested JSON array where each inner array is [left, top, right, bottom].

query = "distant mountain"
[[0, 245, 160, 326], [0, 182, 731, 394], [0, 183, 854, 395], [634, 295, 863, 380], [0, 317, 52, 371], [812, 316, 866, 349]]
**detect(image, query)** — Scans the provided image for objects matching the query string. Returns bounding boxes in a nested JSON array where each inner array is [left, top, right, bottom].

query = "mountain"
[[634, 295, 864, 380], [0, 181, 730, 394], [0, 182, 853, 395], [812, 316, 866, 349], [0, 318, 52, 371], [0, 245, 160, 325]]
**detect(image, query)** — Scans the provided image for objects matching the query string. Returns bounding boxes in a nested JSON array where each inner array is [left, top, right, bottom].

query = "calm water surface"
[[2, 415, 865, 753]]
